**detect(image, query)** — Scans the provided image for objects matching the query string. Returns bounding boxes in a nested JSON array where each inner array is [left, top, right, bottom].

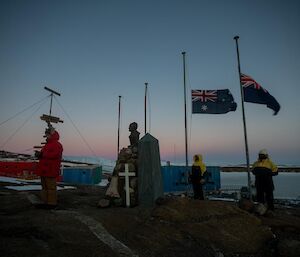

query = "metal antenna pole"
[[49, 93, 53, 116], [234, 36, 252, 200], [144, 82, 148, 135], [182, 52, 188, 169], [117, 95, 122, 156]]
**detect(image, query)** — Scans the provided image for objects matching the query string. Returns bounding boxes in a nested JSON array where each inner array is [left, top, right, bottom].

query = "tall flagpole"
[[144, 82, 148, 135], [182, 52, 188, 169], [117, 95, 122, 157], [234, 36, 252, 199]]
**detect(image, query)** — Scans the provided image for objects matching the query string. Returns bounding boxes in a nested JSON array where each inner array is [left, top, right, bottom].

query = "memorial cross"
[[119, 163, 136, 207]]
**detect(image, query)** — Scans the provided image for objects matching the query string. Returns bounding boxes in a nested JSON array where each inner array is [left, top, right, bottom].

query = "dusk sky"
[[0, 0, 299, 165]]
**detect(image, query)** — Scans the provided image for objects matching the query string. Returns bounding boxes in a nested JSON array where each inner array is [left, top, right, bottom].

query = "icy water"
[[221, 172, 300, 199], [64, 156, 299, 199]]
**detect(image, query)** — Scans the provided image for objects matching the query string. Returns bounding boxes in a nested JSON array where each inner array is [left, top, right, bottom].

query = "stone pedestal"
[[138, 133, 163, 207]]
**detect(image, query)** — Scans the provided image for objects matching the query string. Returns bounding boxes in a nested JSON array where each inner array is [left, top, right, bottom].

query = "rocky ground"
[[0, 181, 300, 257]]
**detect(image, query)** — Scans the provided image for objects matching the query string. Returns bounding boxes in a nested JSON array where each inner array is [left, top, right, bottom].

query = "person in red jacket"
[[36, 127, 63, 209]]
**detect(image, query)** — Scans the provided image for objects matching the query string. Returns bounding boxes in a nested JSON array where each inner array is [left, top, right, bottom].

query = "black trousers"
[[255, 176, 274, 210], [192, 182, 204, 200]]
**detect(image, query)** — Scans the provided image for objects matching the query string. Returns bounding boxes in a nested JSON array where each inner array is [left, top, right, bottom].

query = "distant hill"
[[221, 165, 300, 173]]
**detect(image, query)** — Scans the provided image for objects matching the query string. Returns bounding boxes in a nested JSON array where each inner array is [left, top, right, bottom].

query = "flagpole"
[[182, 52, 188, 169], [234, 36, 252, 199], [144, 82, 148, 135], [117, 95, 122, 157]]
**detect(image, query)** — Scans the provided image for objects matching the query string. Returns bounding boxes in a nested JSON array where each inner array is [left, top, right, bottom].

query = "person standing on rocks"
[[252, 149, 278, 211], [36, 127, 63, 209], [190, 154, 207, 200]]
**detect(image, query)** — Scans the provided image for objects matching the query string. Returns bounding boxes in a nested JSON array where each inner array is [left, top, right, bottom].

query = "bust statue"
[[128, 122, 140, 147]]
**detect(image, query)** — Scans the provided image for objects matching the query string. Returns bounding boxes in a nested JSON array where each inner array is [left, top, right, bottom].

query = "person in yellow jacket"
[[190, 154, 207, 200], [252, 149, 278, 211]]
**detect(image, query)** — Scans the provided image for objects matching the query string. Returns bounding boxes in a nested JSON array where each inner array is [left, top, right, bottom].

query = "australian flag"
[[241, 74, 280, 115], [192, 89, 237, 114]]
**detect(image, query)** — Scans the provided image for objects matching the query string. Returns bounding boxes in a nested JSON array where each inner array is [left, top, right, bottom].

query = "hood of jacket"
[[47, 130, 60, 143], [193, 154, 206, 173]]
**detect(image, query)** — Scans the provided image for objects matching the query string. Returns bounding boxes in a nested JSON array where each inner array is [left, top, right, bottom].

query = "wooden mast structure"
[[35, 87, 63, 149], [40, 87, 63, 126]]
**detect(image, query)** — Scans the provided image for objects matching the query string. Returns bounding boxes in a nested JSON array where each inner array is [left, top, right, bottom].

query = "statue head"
[[129, 122, 138, 132], [128, 122, 139, 147]]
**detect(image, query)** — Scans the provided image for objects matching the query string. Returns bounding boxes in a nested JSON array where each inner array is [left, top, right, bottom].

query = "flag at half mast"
[[192, 89, 237, 114], [241, 73, 280, 115]]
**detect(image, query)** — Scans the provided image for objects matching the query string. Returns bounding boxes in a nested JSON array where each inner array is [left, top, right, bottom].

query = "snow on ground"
[[0, 176, 110, 191], [5, 185, 76, 191], [98, 179, 109, 187], [0, 176, 26, 184], [0, 176, 77, 191]]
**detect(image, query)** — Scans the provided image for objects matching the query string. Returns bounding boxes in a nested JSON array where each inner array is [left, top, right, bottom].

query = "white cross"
[[119, 163, 136, 207]]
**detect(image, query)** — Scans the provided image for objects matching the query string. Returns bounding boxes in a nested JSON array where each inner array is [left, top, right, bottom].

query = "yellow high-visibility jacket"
[[252, 158, 278, 176]]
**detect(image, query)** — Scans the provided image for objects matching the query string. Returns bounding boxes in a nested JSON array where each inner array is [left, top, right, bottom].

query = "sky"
[[0, 0, 299, 165]]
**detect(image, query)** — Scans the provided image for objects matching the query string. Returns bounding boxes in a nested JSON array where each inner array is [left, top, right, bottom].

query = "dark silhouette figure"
[[129, 122, 140, 147], [190, 154, 206, 200], [252, 149, 278, 211]]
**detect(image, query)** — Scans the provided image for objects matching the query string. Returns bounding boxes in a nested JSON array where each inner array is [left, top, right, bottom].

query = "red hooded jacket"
[[36, 131, 63, 177]]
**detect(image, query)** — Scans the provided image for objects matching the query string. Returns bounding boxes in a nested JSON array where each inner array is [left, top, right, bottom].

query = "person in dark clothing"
[[190, 154, 206, 200], [252, 149, 278, 211]]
